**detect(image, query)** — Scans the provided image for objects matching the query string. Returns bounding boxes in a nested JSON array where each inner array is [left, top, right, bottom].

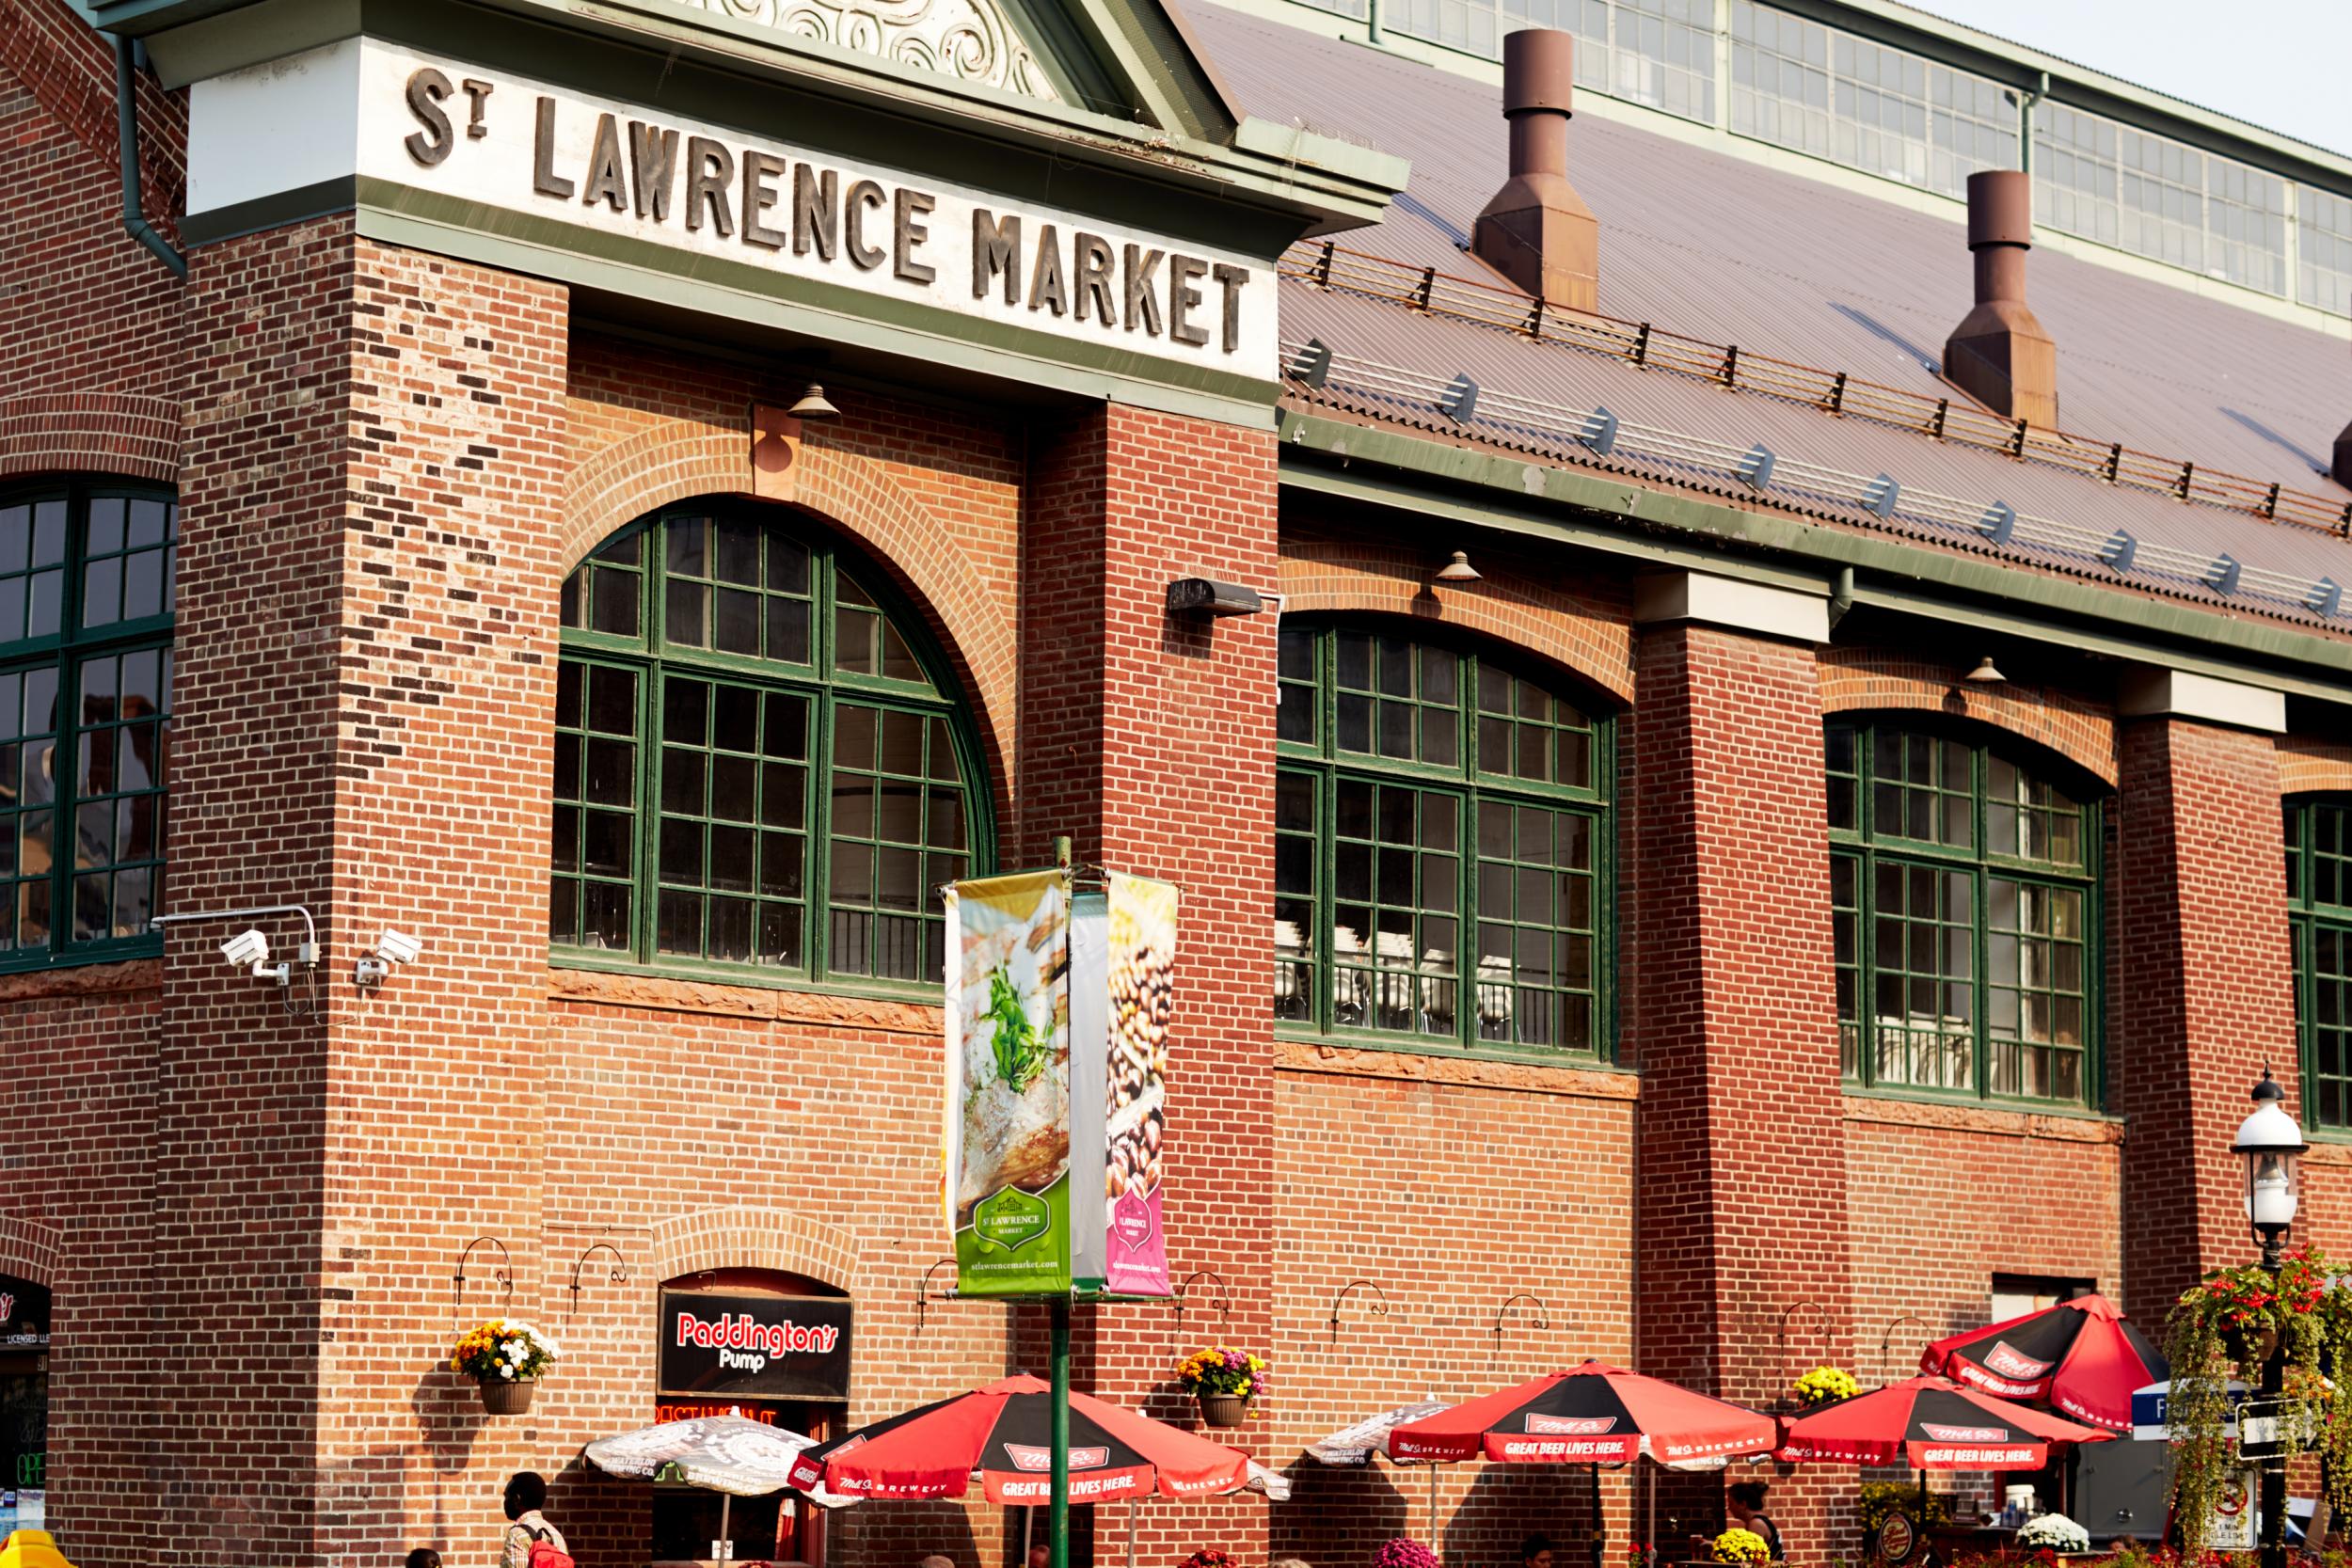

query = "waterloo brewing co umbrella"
[[1917, 1292, 2168, 1432], [784, 1374, 1251, 1503], [1387, 1361, 1777, 1466], [1776, 1374, 2114, 1469]]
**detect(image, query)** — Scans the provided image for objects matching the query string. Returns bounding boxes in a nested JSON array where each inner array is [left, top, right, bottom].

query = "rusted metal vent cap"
[[1502, 28, 1576, 116], [1965, 169, 2033, 249]]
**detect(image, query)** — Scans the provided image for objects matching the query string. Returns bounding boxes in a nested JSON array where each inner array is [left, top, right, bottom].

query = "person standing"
[[502, 1472, 571, 1568], [1726, 1482, 1783, 1562]]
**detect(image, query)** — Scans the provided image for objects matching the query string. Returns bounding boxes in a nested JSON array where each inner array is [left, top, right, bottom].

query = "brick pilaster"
[[1629, 624, 1852, 1560], [2113, 719, 2298, 1323]]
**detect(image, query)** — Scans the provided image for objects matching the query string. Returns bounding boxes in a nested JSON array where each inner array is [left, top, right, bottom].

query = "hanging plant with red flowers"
[[2162, 1245, 2352, 1552]]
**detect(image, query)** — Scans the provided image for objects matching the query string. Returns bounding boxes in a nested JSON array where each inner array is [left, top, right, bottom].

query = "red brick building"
[[2, 0, 2350, 1564]]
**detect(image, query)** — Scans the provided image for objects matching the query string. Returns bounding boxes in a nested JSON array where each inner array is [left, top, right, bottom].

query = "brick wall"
[[1628, 624, 1852, 1562], [2112, 720, 2299, 1323]]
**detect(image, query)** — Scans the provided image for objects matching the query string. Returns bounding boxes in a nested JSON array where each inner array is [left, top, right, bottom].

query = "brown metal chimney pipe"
[[1944, 170, 2058, 428], [1471, 29, 1598, 311]]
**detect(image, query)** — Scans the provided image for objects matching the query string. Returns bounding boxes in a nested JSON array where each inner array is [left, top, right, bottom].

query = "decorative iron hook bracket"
[[1494, 1291, 1549, 1346], [1879, 1313, 1932, 1379], [453, 1235, 514, 1325], [1329, 1278, 1390, 1343], [915, 1259, 958, 1334], [565, 1241, 628, 1317], [1173, 1270, 1231, 1340]]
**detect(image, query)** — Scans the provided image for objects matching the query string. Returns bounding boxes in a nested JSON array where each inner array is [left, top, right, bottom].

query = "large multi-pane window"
[[553, 503, 984, 986], [1829, 721, 2099, 1105], [2299, 185, 2352, 317], [0, 484, 173, 969], [1378, 0, 1713, 123], [1729, 1, 2015, 198], [2288, 798, 2352, 1131], [1274, 624, 1611, 1055], [2036, 102, 2289, 295]]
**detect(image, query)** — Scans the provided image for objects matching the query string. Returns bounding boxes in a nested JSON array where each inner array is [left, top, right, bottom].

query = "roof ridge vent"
[[1470, 29, 1597, 312], [1944, 170, 2057, 431]]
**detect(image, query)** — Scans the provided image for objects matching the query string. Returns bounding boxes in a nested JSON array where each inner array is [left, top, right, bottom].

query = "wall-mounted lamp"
[[787, 382, 840, 420], [1166, 578, 1265, 617], [1964, 656, 2008, 685], [355, 927, 424, 989], [1434, 551, 1481, 584]]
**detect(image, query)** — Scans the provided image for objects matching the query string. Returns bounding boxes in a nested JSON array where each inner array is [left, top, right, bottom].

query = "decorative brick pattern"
[[650, 1207, 862, 1287], [1818, 644, 2119, 785], [1279, 518, 1636, 701], [0, 1210, 63, 1284], [2280, 737, 2352, 796], [0, 391, 181, 481]]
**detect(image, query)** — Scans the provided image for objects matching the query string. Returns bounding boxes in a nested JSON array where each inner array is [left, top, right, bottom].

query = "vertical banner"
[[945, 870, 1073, 1296], [1097, 872, 1177, 1296]]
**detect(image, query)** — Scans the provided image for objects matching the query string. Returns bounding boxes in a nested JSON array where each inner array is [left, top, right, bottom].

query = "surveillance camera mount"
[[151, 903, 323, 1016]]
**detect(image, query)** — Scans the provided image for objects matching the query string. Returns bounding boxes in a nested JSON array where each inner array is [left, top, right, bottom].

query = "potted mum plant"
[[1791, 1365, 1859, 1407], [1375, 1540, 1440, 1568], [1177, 1345, 1266, 1428], [1711, 1529, 1772, 1568], [452, 1319, 560, 1414]]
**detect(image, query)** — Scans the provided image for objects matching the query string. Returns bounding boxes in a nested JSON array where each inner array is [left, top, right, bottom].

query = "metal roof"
[[1182, 0, 2352, 640]]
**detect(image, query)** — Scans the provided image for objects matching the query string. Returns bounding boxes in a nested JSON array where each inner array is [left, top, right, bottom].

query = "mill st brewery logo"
[[1004, 1444, 1111, 1472], [1919, 1423, 2009, 1442], [1526, 1416, 1619, 1435], [1981, 1342, 2054, 1380]]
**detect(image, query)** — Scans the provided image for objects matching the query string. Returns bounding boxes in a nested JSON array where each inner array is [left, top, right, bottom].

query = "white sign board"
[[186, 39, 1277, 381], [2207, 1470, 2256, 1553]]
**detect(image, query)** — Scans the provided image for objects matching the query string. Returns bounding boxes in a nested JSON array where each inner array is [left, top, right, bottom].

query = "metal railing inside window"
[[1275, 623, 1610, 1056], [1827, 720, 2098, 1106]]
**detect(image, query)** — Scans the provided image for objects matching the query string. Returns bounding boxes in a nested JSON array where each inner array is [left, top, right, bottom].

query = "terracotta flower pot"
[[1196, 1391, 1251, 1428], [480, 1375, 537, 1415]]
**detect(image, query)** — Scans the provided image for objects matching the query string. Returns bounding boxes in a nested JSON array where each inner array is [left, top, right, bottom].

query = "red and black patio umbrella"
[[782, 1374, 1250, 1504], [1386, 1360, 1777, 1467], [1917, 1292, 2167, 1432], [1776, 1375, 2114, 1469]]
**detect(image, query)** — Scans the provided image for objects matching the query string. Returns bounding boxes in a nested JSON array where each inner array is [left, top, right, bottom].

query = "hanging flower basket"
[[480, 1375, 537, 1415], [452, 1319, 560, 1416], [1176, 1345, 1266, 1428], [1196, 1391, 1252, 1428]]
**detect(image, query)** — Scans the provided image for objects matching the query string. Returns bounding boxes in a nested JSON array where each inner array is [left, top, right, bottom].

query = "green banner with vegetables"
[[943, 869, 1073, 1296]]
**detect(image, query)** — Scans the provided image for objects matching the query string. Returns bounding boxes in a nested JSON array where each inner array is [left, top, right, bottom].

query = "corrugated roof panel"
[[1186, 1, 2352, 504]]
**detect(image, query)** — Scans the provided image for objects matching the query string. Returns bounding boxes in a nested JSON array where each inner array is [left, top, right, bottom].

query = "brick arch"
[[558, 423, 1014, 808], [1279, 538, 1634, 703], [1817, 646, 2119, 786], [2280, 739, 2352, 797], [0, 391, 181, 483], [0, 1212, 63, 1286], [650, 1206, 863, 1293]]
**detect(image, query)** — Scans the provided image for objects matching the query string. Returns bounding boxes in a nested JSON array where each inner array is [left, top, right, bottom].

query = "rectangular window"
[[551, 659, 642, 955], [1333, 779, 1460, 1038], [2292, 800, 2352, 1130], [826, 703, 964, 982], [1474, 798, 1596, 1050], [1275, 768, 1317, 1022], [2298, 184, 2352, 317], [2035, 101, 2288, 297]]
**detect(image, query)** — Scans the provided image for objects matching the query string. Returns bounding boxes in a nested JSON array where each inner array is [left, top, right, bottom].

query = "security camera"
[[355, 927, 424, 988], [220, 929, 268, 969]]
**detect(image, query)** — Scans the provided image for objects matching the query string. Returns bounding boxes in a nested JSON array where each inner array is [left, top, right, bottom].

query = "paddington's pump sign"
[[657, 1291, 854, 1403], [943, 869, 1177, 1297]]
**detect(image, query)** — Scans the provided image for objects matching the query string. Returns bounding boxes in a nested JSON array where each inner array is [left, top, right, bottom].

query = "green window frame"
[[1828, 719, 2102, 1107], [0, 482, 176, 970], [553, 501, 991, 990], [1275, 622, 1613, 1059], [2287, 796, 2352, 1132]]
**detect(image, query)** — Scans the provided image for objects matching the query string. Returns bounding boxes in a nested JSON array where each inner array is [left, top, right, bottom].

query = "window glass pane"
[[1333, 783, 1458, 1039], [826, 699, 962, 983]]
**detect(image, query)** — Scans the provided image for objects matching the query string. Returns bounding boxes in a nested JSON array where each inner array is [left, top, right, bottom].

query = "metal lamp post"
[[2233, 1067, 2309, 1568]]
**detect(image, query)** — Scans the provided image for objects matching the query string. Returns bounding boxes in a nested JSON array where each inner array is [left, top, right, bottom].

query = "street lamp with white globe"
[[2232, 1067, 2309, 1568]]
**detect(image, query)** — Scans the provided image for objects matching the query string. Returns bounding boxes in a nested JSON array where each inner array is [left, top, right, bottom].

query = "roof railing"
[[1284, 240, 2352, 541], [1279, 333, 2342, 626]]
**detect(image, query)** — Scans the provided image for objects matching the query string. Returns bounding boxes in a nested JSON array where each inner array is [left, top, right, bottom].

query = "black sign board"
[[658, 1291, 852, 1403], [0, 1275, 48, 1351], [1875, 1511, 1920, 1567]]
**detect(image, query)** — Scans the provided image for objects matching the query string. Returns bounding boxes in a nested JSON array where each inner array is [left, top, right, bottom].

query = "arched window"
[[0, 482, 175, 966], [1273, 622, 1612, 1055], [1827, 720, 2100, 1104], [553, 501, 986, 985], [2287, 795, 2351, 1129]]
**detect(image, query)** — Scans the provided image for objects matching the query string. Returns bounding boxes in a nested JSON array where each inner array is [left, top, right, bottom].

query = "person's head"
[[503, 1472, 548, 1522], [1028, 1544, 1052, 1568], [1272, 1559, 1313, 1568], [405, 1552, 442, 1568], [1521, 1534, 1554, 1568], [921, 1556, 956, 1568], [1727, 1481, 1770, 1518]]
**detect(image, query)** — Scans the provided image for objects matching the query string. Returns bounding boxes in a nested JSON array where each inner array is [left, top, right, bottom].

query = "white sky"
[[1910, 0, 2352, 157]]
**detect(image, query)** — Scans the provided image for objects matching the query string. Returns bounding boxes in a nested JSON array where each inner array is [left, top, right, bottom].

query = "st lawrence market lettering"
[[395, 66, 1253, 356]]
